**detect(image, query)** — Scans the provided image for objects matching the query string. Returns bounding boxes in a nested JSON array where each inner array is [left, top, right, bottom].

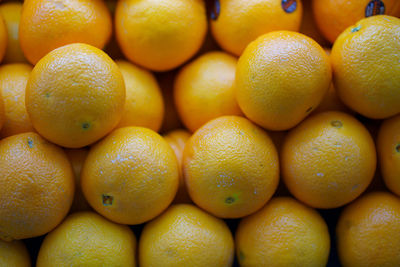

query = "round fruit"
[[281, 111, 376, 209], [139, 204, 234, 267], [236, 31, 331, 131], [0, 239, 30, 267], [19, 0, 112, 64], [115, 0, 207, 71], [0, 132, 74, 241], [25, 43, 126, 148], [210, 0, 303, 56], [174, 51, 242, 132], [236, 197, 330, 267], [183, 116, 279, 218], [337, 192, 400, 267], [331, 15, 400, 119], [299, 0, 329, 46], [312, 83, 350, 114], [81, 126, 179, 225], [36, 211, 136, 267]]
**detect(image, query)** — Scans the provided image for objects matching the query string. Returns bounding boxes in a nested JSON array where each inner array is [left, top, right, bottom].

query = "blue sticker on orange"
[[365, 0, 385, 17], [211, 0, 221, 21], [282, 0, 297, 14]]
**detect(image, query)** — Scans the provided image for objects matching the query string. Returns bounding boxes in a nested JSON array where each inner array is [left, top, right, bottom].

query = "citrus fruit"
[[25, 43, 126, 148], [299, 0, 329, 46], [331, 15, 400, 119], [0, 89, 4, 131], [281, 111, 376, 209], [36, 211, 136, 267], [236, 197, 330, 267], [0, 14, 6, 63], [0, 239, 30, 267], [210, 0, 303, 56], [115, 0, 207, 71], [377, 114, 400, 196], [337, 191, 400, 267], [116, 60, 164, 132], [0, 64, 34, 138], [312, 83, 351, 114], [0, 132, 74, 241], [139, 204, 234, 267], [19, 0, 112, 64], [81, 126, 179, 225], [236, 31, 331, 131], [183, 116, 279, 218], [174, 51, 242, 132]]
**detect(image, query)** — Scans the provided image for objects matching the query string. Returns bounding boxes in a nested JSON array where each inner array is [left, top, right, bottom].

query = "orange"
[[163, 129, 191, 203], [81, 126, 179, 225], [313, 0, 400, 44], [236, 197, 330, 267], [64, 148, 91, 212], [0, 14, 6, 63], [19, 0, 112, 65], [0, 64, 34, 138], [115, 0, 207, 71], [377, 114, 400, 196], [139, 204, 234, 267], [312, 83, 351, 114], [210, 0, 303, 56], [0, 132, 74, 241], [337, 192, 400, 267], [25, 43, 125, 148], [0, 89, 4, 131], [37, 211, 136, 266], [299, 0, 329, 47], [0, 2, 26, 63], [331, 15, 400, 119], [183, 116, 279, 218], [281, 111, 376, 209], [0, 239, 31, 267], [236, 31, 331, 131], [174, 51, 242, 132], [116, 60, 164, 132]]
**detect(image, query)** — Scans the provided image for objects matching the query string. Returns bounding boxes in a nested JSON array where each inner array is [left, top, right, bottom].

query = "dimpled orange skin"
[[236, 31, 331, 131], [337, 192, 400, 267], [0, 64, 34, 138], [183, 116, 279, 218], [331, 15, 400, 119], [0, 132, 74, 241], [210, 0, 303, 56], [25, 43, 126, 148], [115, 0, 207, 71], [37, 212, 136, 267], [19, 0, 112, 65], [236, 197, 330, 267], [313, 0, 400, 44], [174, 51, 242, 133], [116, 60, 164, 132], [0, 239, 31, 267], [377, 114, 400, 196], [281, 111, 376, 209], [139, 204, 234, 267], [81, 126, 179, 225]]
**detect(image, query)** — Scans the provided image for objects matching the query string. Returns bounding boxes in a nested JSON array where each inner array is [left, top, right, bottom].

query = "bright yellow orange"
[[164, 129, 191, 203], [313, 0, 400, 43], [139, 204, 234, 267], [299, 0, 329, 47], [174, 51, 242, 132], [116, 60, 164, 132], [0, 132, 74, 241], [0, 64, 34, 138], [236, 197, 330, 267], [0, 239, 31, 267], [25, 43, 126, 148], [377, 114, 400, 196], [115, 0, 207, 71], [81, 126, 179, 225], [337, 192, 400, 267], [19, 0, 112, 65], [37, 212, 136, 267], [183, 116, 279, 218], [210, 0, 303, 56], [331, 15, 400, 119], [236, 31, 331, 131], [281, 111, 376, 209]]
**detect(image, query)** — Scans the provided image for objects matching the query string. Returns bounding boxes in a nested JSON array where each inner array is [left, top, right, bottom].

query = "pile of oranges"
[[0, 0, 399, 266]]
